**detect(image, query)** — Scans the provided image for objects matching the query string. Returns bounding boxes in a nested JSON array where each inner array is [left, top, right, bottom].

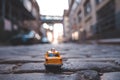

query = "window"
[[76, 0, 81, 4], [84, 0, 91, 16], [48, 53, 59, 57], [71, 2, 78, 12], [48, 53, 54, 57], [95, 0, 103, 4]]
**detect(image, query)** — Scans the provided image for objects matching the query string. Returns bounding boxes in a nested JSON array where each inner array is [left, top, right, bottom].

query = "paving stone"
[[92, 54, 120, 58], [115, 59, 120, 65], [0, 73, 74, 80], [4, 56, 44, 62], [0, 64, 15, 73], [0, 56, 44, 64], [101, 72, 120, 80], [74, 70, 100, 80], [14, 63, 45, 73], [0, 43, 120, 80], [66, 58, 119, 62], [62, 61, 120, 72]]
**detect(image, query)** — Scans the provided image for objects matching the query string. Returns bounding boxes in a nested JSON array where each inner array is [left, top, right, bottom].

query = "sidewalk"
[[97, 38, 120, 44], [89, 38, 120, 44]]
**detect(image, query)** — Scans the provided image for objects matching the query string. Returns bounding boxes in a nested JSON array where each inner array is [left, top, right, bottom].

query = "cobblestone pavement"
[[0, 43, 120, 80]]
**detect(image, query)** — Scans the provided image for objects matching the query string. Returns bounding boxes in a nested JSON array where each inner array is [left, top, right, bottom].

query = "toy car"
[[44, 48, 63, 70]]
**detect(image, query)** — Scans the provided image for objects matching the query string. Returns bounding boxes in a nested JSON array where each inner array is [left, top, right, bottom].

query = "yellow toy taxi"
[[44, 48, 63, 69]]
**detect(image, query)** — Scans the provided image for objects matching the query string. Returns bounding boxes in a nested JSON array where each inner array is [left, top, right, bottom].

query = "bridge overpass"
[[40, 15, 64, 42], [40, 15, 63, 24]]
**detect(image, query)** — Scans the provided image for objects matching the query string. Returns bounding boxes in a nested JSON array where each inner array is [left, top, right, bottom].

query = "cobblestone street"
[[0, 43, 120, 80]]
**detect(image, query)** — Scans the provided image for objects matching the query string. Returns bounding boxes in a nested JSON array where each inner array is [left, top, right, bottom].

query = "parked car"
[[40, 37, 50, 44], [10, 30, 40, 45]]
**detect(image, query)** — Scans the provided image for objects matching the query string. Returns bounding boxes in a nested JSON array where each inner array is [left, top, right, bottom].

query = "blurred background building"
[[65, 0, 120, 42], [40, 15, 63, 43], [1, 0, 120, 44], [63, 10, 71, 42], [0, 0, 41, 43]]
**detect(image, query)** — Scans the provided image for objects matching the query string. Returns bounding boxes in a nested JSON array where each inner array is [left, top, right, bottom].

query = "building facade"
[[63, 10, 71, 42], [68, 0, 120, 42], [0, 0, 40, 43]]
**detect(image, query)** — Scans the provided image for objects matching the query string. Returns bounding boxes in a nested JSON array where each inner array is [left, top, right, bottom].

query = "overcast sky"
[[36, 0, 69, 16]]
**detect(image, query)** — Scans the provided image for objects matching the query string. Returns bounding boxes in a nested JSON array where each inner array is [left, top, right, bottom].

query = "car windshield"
[[23, 31, 35, 38], [48, 53, 59, 57]]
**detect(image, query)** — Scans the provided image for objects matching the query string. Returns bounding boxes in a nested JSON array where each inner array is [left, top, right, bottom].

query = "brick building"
[[63, 10, 71, 42], [68, 0, 120, 42], [0, 0, 41, 43]]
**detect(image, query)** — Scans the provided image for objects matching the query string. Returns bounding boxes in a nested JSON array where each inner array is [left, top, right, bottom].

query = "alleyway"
[[0, 43, 120, 80]]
